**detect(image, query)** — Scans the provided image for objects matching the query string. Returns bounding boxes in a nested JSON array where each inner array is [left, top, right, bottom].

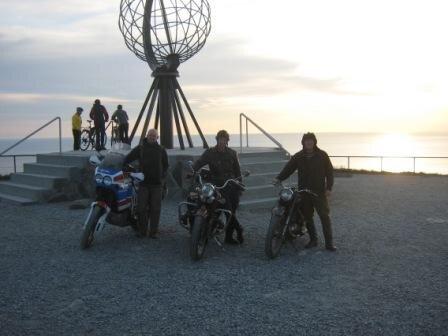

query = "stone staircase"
[[238, 148, 296, 210], [0, 152, 90, 205]]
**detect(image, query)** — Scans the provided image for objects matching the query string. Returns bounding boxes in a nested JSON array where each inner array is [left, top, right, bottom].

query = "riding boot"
[[224, 218, 238, 245], [305, 218, 318, 248], [234, 218, 244, 244]]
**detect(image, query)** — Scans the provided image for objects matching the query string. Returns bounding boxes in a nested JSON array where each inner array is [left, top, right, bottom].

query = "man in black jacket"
[[193, 130, 244, 244], [123, 129, 169, 238], [273, 132, 337, 251], [90, 99, 109, 151]]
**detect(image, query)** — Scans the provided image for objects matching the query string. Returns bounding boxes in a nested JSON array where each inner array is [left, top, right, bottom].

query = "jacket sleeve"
[[193, 150, 209, 171], [123, 146, 140, 166], [233, 152, 242, 182], [103, 107, 109, 123], [162, 148, 169, 178], [89, 108, 94, 120], [111, 110, 117, 121], [124, 111, 129, 121], [276, 155, 298, 181], [323, 152, 334, 191]]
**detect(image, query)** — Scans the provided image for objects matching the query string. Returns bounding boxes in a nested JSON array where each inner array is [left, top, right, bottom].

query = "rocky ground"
[[1, 174, 447, 335]]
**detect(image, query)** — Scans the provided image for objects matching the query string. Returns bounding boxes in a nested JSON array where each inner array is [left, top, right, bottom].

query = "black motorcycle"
[[265, 183, 317, 259], [178, 163, 249, 261]]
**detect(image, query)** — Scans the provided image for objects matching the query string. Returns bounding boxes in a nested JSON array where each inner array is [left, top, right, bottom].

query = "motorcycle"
[[265, 182, 317, 259], [80, 149, 144, 249], [178, 162, 250, 261]]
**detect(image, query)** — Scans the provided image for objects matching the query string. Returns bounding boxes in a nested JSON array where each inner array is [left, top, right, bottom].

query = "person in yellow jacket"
[[72, 107, 83, 150]]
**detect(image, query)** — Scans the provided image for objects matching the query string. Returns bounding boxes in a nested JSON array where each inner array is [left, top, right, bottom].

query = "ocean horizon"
[[1, 132, 447, 175]]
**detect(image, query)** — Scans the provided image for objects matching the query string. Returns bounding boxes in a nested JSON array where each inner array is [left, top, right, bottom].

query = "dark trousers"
[[137, 185, 163, 235], [118, 123, 129, 143], [95, 125, 106, 150], [72, 129, 81, 151], [222, 185, 242, 238], [302, 194, 334, 246]]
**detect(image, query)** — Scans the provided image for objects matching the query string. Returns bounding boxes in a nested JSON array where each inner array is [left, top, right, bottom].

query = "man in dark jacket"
[[193, 130, 244, 244], [90, 99, 109, 151], [273, 132, 337, 251], [123, 129, 169, 238]]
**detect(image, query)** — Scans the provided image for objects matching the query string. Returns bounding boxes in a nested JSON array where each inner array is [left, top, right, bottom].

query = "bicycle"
[[80, 120, 108, 151]]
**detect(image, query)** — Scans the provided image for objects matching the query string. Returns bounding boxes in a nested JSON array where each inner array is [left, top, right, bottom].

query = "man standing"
[[89, 99, 109, 151], [273, 132, 337, 251], [123, 129, 169, 238], [193, 130, 244, 244], [111, 104, 129, 143], [72, 107, 83, 151]]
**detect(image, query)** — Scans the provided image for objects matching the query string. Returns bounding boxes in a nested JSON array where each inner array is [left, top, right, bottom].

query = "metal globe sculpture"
[[118, 0, 212, 149]]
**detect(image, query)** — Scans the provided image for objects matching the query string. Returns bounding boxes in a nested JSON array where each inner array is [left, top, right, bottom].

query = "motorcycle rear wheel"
[[265, 212, 287, 259], [190, 216, 208, 261], [80, 206, 103, 249]]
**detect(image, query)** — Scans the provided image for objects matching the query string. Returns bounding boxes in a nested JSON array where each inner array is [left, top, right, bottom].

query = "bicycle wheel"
[[80, 130, 91, 151]]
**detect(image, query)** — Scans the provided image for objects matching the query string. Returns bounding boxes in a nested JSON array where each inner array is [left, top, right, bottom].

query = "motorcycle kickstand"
[[214, 236, 226, 251]]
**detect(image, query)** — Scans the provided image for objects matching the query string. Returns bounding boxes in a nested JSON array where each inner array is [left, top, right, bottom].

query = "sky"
[[0, 0, 447, 138]]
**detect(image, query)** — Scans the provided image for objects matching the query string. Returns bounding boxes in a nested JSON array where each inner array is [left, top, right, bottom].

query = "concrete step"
[[10, 173, 67, 189], [242, 184, 278, 200], [23, 163, 80, 179], [36, 153, 90, 168], [0, 181, 51, 201], [238, 150, 288, 163], [239, 197, 277, 211], [0, 192, 36, 205], [243, 172, 298, 187], [241, 160, 288, 174]]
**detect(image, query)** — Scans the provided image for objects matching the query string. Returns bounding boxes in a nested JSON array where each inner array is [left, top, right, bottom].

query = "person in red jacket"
[[89, 99, 109, 151]]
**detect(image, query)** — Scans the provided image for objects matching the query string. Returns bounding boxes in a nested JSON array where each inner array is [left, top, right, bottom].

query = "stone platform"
[[0, 147, 292, 209]]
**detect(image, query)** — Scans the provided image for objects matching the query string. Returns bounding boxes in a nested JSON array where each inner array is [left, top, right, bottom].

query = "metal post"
[[347, 157, 350, 169], [380, 157, 383, 172], [13, 156, 17, 173], [413, 157, 416, 173]]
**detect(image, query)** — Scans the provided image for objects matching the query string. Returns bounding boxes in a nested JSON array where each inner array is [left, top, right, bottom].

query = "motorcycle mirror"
[[243, 170, 250, 177], [89, 154, 102, 166]]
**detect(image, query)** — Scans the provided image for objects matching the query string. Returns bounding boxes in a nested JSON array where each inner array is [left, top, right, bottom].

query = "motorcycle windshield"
[[99, 151, 126, 170]]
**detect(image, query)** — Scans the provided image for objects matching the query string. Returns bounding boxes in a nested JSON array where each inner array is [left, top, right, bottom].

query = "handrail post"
[[246, 117, 249, 148], [413, 157, 416, 173], [58, 117, 62, 153], [239, 113, 243, 153], [13, 156, 17, 173], [347, 157, 350, 169], [380, 157, 383, 172]]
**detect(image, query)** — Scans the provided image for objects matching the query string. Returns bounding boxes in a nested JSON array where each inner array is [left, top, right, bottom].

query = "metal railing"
[[0, 117, 62, 156], [0, 154, 37, 174], [330, 155, 448, 173], [0, 117, 62, 175], [239, 113, 289, 155]]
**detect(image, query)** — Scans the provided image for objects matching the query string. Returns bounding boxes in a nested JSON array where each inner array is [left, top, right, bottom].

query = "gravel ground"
[[1, 174, 447, 336]]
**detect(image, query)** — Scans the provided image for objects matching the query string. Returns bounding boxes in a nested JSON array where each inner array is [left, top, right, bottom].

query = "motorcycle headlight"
[[201, 183, 215, 198], [103, 176, 113, 186], [279, 188, 293, 202], [95, 174, 103, 184]]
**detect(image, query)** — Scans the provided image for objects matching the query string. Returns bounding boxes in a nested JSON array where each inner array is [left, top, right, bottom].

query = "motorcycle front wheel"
[[80, 206, 103, 249], [265, 211, 287, 259], [190, 216, 208, 261]]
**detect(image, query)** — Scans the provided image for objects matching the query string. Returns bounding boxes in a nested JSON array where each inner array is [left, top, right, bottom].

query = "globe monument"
[[119, 0, 212, 149]]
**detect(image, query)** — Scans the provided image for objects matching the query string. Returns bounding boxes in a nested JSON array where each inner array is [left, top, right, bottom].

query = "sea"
[[0, 133, 447, 175]]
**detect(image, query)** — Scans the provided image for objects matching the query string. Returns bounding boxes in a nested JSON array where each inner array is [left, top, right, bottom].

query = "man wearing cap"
[[72, 107, 83, 151], [111, 104, 129, 143], [273, 132, 337, 251], [193, 130, 244, 244]]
